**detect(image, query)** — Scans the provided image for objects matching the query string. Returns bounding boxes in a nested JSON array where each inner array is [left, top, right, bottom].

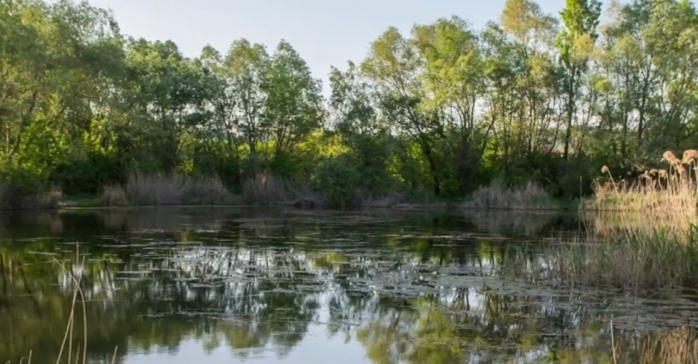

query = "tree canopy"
[[1, 0, 697, 205]]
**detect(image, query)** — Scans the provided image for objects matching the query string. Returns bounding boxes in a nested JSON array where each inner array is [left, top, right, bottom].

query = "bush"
[[50, 151, 125, 194], [0, 163, 60, 210], [314, 155, 360, 208]]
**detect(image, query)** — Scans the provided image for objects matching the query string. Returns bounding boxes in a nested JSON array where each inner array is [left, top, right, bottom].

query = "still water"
[[0, 207, 697, 364]]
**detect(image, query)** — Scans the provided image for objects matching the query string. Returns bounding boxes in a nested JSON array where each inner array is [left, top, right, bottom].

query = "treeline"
[[1, 0, 697, 208]]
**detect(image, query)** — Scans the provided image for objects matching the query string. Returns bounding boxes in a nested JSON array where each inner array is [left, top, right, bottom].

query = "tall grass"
[[462, 180, 559, 210], [549, 225, 698, 290], [99, 174, 236, 206], [584, 150, 698, 215]]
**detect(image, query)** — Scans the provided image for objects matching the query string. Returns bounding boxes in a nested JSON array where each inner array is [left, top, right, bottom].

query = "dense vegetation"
[[1, 0, 697, 208]]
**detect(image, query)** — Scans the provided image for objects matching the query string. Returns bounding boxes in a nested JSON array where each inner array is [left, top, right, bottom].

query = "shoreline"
[[0, 196, 584, 213]]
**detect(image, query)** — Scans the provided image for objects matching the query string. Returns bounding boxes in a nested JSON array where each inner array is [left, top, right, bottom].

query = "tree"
[[556, 0, 602, 160], [262, 40, 325, 177], [120, 39, 215, 175]]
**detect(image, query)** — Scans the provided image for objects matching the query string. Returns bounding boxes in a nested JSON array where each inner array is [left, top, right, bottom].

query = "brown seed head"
[[662, 151, 680, 165], [682, 149, 698, 164], [601, 165, 609, 174]]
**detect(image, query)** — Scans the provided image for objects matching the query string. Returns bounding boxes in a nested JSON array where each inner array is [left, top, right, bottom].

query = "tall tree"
[[556, 0, 602, 160]]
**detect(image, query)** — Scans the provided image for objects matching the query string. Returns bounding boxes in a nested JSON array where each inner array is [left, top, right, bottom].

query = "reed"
[[637, 327, 698, 364], [99, 184, 128, 207], [586, 210, 695, 242], [462, 180, 559, 210], [241, 174, 323, 207], [550, 224, 698, 290], [584, 150, 698, 216], [99, 173, 234, 206]]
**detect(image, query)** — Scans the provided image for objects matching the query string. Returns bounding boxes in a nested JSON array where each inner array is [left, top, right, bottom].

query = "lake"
[[1, 207, 697, 364]]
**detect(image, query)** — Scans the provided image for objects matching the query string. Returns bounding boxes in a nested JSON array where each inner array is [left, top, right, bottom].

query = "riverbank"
[[54, 193, 580, 212]]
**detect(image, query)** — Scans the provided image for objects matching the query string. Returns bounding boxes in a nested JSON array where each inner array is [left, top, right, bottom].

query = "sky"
[[85, 0, 569, 91]]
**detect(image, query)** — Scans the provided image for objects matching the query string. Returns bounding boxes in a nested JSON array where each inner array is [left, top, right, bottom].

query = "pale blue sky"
[[87, 0, 570, 90]]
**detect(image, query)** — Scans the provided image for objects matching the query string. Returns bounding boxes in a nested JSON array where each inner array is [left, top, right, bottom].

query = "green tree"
[[556, 0, 602, 161]]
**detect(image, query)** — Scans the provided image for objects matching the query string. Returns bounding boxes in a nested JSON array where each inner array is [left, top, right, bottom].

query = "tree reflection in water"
[[0, 208, 696, 364]]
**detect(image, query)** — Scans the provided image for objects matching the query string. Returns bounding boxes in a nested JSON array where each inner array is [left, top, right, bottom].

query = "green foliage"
[[50, 151, 125, 194], [1, 0, 698, 208], [313, 154, 361, 208], [0, 163, 46, 197]]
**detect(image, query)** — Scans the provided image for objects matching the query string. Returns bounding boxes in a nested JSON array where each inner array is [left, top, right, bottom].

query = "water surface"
[[1, 207, 696, 364]]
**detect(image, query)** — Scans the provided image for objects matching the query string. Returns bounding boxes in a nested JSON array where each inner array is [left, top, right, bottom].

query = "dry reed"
[[241, 174, 323, 207], [585, 150, 698, 215], [99, 174, 234, 206], [637, 327, 698, 364], [549, 150, 698, 289], [462, 180, 559, 210], [241, 174, 289, 204], [99, 184, 128, 207]]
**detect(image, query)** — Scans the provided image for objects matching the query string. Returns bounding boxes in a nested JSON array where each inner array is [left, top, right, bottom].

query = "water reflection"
[[0, 208, 696, 364]]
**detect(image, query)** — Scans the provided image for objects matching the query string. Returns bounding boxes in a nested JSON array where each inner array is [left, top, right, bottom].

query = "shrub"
[[314, 155, 361, 208], [0, 163, 60, 210]]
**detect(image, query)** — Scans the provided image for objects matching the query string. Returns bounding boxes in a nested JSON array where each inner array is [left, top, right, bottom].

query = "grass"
[[461, 180, 560, 210], [58, 193, 101, 208]]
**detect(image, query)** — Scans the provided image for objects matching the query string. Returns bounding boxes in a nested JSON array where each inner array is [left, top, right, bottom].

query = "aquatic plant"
[[549, 224, 698, 290]]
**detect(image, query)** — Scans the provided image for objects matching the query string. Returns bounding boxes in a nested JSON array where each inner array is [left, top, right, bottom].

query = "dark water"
[[1, 207, 697, 364]]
